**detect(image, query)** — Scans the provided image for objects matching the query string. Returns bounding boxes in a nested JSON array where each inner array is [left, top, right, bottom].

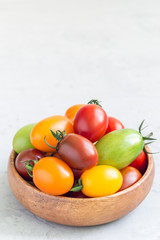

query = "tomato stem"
[[143, 147, 159, 155], [44, 130, 66, 152], [87, 99, 102, 107], [138, 120, 157, 141], [144, 141, 155, 146], [70, 179, 83, 192], [138, 120, 157, 154], [44, 136, 57, 150], [139, 120, 145, 133], [24, 160, 38, 178]]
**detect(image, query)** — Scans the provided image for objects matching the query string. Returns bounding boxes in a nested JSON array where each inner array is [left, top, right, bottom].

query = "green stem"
[[70, 179, 83, 192], [143, 137, 157, 141], [138, 120, 157, 141], [87, 99, 102, 107], [139, 120, 145, 133], [44, 130, 66, 152], [144, 148, 159, 155], [144, 141, 155, 146], [44, 136, 57, 150], [25, 160, 38, 178], [138, 120, 157, 154], [70, 185, 83, 192]]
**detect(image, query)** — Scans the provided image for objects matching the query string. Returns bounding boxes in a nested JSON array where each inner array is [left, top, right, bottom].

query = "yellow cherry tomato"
[[65, 104, 85, 122], [81, 165, 123, 197]]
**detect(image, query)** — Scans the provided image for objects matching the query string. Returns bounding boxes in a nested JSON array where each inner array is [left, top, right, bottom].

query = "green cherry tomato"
[[13, 123, 36, 153], [95, 129, 144, 169]]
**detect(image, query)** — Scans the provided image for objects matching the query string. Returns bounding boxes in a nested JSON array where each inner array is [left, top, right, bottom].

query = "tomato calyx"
[[138, 120, 157, 154], [23, 159, 38, 178], [87, 99, 102, 108], [70, 179, 83, 192], [44, 130, 66, 152]]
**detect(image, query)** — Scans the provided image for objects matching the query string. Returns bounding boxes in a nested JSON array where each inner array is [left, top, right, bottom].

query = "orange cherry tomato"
[[30, 115, 74, 153], [33, 157, 74, 195], [119, 166, 142, 191], [65, 104, 85, 122]]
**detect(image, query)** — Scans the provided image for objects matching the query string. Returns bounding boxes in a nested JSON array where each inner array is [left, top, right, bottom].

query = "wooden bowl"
[[8, 148, 155, 226]]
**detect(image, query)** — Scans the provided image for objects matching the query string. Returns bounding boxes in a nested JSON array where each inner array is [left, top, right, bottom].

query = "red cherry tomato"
[[105, 116, 124, 134], [119, 166, 142, 191], [130, 150, 147, 175], [15, 148, 45, 180], [74, 104, 108, 142]]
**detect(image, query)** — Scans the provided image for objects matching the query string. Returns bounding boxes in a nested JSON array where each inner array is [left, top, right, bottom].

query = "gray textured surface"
[[0, 0, 160, 239]]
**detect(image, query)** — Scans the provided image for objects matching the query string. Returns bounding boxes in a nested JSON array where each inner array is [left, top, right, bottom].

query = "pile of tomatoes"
[[13, 100, 149, 198]]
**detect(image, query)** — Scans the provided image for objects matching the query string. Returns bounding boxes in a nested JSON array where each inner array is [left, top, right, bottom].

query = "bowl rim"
[[9, 146, 154, 202]]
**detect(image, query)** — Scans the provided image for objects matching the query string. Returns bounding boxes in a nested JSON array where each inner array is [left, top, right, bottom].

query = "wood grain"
[[8, 147, 155, 226]]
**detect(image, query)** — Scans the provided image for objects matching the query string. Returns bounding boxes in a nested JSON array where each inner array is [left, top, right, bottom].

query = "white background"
[[0, 0, 160, 239]]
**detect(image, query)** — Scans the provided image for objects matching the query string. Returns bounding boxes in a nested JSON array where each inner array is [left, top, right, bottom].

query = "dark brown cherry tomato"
[[119, 166, 142, 191], [44, 152, 62, 159], [130, 150, 147, 175], [65, 191, 88, 198], [71, 168, 85, 179], [74, 104, 108, 143], [53, 152, 62, 159], [105, 116, 124, 134], [15, 148, 45, 180], [45, 151, 84, 178], [57, 133, 98, 170]]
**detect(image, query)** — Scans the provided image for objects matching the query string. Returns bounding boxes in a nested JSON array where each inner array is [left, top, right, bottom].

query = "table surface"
[[0, 0, 160, 239]]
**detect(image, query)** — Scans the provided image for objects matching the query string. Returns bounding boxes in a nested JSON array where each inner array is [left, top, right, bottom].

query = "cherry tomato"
[[44, 152, 62, 158], [80, 165, 123, 197], [130, 150, 147, 175], [15, 148, 45, 180], [65, 191, 87, 198], [74, 104, 108, 142], [33, 157, 74, 195], [71, 168, 85, 179], [13, 123, 36, 154], [30, 115, 73, 153], [56, 133, 98, 170], [44, 152, 53, 157], [96, 128, 143, 170], [105, 116, 124, 134], [45, 150, 85, 178], [119, 166, 142, 191], [65, 104, 85, 122]]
